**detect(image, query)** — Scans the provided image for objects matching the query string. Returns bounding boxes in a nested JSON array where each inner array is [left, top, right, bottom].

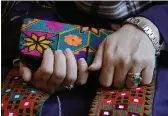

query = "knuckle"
[[147, 57, 155, 67], [54, 71, 66, 79], [133, 56, 142, 65], [119, 55, 131, 66], [105, 49, 111, 57], [105, 54, 117, 65], [40, 67, 53, 76]]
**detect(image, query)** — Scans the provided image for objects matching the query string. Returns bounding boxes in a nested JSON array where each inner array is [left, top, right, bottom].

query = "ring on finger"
[[128, 73, 142, 85], [61, 84, 74, 91]]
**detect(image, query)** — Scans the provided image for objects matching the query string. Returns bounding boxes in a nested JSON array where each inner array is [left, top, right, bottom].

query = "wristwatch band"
[[124, 17, 160, 56]]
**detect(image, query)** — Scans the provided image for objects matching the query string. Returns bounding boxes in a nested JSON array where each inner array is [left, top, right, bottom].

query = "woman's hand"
[[89, 17, 160, 89], [20, 48, 88, 94]]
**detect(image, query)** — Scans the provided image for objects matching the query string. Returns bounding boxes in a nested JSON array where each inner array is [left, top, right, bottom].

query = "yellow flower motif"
[[23, 34, 52, 53]]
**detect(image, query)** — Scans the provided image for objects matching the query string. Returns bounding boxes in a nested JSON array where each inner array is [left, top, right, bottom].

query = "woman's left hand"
[[89, 17, 159, 89]]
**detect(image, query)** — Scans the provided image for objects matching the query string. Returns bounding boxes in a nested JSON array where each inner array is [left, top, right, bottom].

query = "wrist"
[[123, 16, 161, 56], [135, 16, 160, 41]]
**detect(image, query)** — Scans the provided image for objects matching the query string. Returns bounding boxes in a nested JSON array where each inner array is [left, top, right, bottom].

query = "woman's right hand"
[[20, 48, 89, 94]]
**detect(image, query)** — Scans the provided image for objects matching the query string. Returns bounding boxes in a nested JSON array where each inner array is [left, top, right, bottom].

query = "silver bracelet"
[[124, 17, 161, 56]]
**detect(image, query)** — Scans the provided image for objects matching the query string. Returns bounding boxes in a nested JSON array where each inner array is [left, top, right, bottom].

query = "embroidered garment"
[[1, 67, 156, 116], [89, 73, 157, 116], [1, 68, 49, 116]]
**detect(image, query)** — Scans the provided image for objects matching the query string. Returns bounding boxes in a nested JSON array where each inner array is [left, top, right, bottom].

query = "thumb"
[[89, 40, 105, 71], [20, 62, 32, 82]]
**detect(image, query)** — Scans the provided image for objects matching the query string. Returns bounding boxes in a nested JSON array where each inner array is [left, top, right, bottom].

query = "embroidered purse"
[[19, 18, 113, 69]]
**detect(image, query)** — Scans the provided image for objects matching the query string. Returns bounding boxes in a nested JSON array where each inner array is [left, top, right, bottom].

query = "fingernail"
[[79, 58, 86, 65], [45, 48, 51, 52], [89, 63, 95, 68], [22, 72, 29, 82], [89, 62, 97, 68], [64, 48, 71, 54], [55, 50, 62, 54], [90, 59, 101, 68], [94, 59, 101, 65]]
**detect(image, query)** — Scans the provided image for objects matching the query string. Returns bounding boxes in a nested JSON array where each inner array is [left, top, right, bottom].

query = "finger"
[[126, 59, 144, 88], [62, 48, 77, 85], [20, 62, 31, 82], [47, 50, 66, 93], [100, 57, 115, 87], [33, 49, 54, 89], [76, 58, 88, 85], [89, 40, 105, 71], [99, 45, 116, 87], [141, 65, 155, 85], [113, 56, 131, 89]]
